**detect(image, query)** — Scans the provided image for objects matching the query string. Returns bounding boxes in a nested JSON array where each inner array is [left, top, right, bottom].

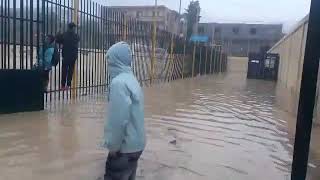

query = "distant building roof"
[[108, 5, 180, 16], [199, 22, 283, 41], [199, 22, 283, 26], [108, 5, 168, 10]]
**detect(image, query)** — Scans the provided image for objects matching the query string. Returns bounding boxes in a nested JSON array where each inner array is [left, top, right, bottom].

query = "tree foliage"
[[185, 0, 201, 40]]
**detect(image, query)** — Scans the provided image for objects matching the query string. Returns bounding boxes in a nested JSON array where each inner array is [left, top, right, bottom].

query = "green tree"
[[185, 0, 201, 40]]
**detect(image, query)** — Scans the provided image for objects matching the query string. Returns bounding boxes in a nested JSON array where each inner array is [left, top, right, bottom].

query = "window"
[[250, 28, 257, 35], [214, 27, 221, 33], [270, 60, 276, 68], [232, 27, 240, 35], [265, 59, 270, 68], [136, 11, 142, 17], [153, 11, 156, 16], [198, 26, 205, 34], [265, 57, 276, 68], [157, 11, 160, 16]]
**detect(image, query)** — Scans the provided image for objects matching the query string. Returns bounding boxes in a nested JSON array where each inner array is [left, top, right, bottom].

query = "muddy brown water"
[[0, 71, 319, 180]]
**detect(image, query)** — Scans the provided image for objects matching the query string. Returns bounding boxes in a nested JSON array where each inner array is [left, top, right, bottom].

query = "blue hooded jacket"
[[104, 42, 146, 153], [38, 43, 55, 71]]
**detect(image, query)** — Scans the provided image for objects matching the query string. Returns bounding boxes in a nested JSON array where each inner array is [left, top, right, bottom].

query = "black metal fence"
[[0, 0, 227, 105]]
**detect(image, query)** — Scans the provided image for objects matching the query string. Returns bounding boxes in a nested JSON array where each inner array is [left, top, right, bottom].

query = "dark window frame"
[[136, 11, 142, 17], [198, 26, 205, 34], [232, 27, 240, 35], [214, 27, 221, 33], [250, 28, 257, 35]]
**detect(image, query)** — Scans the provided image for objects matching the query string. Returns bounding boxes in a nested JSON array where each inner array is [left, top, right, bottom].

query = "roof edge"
[[107, 5, 167, 9], [268, 15, 309, 52]]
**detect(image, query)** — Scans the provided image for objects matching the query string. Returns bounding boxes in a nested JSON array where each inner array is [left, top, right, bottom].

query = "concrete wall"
[[268, 15, 319, 122]]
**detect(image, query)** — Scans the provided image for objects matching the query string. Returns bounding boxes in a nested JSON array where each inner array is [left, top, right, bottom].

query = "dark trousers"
[[104, 151, 142, 180], [61, 59, 76, 87]]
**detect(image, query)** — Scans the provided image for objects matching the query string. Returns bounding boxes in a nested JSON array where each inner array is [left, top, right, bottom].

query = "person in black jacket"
[[56, 22, 80, 90]]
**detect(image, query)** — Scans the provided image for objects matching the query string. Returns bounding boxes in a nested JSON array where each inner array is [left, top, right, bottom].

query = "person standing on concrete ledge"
[[34, 35, 57, 92], [56, 22, 80, 90], [104, 42, 146, 180]]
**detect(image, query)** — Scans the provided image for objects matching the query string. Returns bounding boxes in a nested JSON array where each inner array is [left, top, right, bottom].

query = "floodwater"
[[0, 69, 319, 180]]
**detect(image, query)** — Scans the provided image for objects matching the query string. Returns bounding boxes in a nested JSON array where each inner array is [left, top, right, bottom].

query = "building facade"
[[198, 23, 283, 57], [108, 6, 185, 36]]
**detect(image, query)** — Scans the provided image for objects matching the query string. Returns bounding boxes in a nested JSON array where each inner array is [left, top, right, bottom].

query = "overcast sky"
[[95, 0, 311, 32]]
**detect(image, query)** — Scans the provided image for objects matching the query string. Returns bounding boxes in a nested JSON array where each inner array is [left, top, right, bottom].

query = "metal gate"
[[263, 53, 279, 81], [1, 0, 227, 106], [247, 53, 264, 79], [247, 52, 279, 81]]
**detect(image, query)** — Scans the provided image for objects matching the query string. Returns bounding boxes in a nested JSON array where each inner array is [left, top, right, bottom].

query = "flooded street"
[[143, 74, 293, 180], [0, 69, 319, 180]]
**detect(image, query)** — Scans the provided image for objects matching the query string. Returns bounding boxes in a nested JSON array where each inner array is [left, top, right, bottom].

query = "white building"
[[108, 5, 186, 36]]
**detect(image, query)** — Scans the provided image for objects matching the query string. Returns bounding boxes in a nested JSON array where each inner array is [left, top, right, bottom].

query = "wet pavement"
[[0, 70, 319, 180]]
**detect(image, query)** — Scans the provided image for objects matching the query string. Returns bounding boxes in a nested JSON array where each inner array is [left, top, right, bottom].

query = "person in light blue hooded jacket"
[[104, 42, 146, 180]]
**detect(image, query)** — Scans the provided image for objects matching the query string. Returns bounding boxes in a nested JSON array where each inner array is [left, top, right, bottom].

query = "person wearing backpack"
[[36, 35, 58, 92]]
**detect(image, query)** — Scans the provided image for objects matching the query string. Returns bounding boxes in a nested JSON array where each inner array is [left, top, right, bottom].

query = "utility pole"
[[72, 0, 79, 99], [291, 0, 320, 179]]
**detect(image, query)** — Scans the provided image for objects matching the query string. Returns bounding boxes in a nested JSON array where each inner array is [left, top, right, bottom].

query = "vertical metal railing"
[[0, 0, 228, 105], [1, 0, 4, 69]]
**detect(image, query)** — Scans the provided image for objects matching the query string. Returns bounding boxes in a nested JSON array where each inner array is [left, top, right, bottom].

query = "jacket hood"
[[44, 41, 54, 50], [107, 42, 133, 79]]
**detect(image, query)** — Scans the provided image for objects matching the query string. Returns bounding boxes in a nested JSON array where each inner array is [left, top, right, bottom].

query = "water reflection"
[[0, 73, 318, 180]]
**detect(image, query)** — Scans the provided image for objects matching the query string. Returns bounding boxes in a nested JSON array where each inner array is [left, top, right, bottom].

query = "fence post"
[[151, 2, 157, 85], [199, 46, 202, 75], [123, 15, 127, 41], [219, 46, 223, 73], [72, 0, 79, 99], [192, 43, 196, 77], [210, 45, 213, 74], [168, 35, 174, 82], [182, 40, 186, 79], [214, 45, 218, 73], [205, 45, 208, 75]]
